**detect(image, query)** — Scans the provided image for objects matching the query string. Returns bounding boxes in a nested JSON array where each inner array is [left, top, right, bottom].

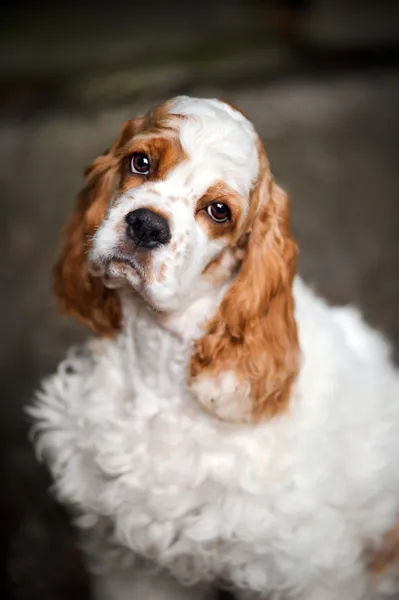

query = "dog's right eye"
[[207, 202, 231, 223], [130, 153, 151, 175]]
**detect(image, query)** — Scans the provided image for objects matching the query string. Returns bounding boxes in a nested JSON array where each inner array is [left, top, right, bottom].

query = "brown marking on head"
[[53, 100, 190, 334], [195, 182, 244, 242], [116, 102, 186, 195], [119, 130, 185, 192], [189, 138, 299, 422], [143, 99, 183, 128]]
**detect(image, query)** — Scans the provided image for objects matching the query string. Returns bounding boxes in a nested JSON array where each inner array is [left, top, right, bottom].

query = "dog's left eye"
[[207, 202, 231, 223], [130, 153, 151, 175]]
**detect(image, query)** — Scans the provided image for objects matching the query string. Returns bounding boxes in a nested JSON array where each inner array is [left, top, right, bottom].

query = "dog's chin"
[[89, 256, 182, 314], [103, 265, 169, 314], [106, 262, 141, 289], [89, 255, 143, 291]]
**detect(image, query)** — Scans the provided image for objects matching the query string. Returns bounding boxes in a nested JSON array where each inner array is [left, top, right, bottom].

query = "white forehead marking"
[[165, 96, 260, 199]]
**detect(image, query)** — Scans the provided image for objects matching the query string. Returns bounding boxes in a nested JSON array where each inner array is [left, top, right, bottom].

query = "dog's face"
[[89, 97, 260, 312], [54, 96, 299, 423]]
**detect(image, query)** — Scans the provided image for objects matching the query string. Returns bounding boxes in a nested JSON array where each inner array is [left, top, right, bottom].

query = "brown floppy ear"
[[53, 119, 140, 335], [190, 148, 299, 423]]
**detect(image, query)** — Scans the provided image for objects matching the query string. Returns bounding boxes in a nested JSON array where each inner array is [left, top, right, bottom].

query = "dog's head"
[[55, 96, 299, 422]]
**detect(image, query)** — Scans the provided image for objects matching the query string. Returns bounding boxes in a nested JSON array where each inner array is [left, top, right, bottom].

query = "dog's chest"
[[37, 330, 399, 593], [34, 289, 399, 593], [55, 336, 335, 591], [55, 334, 293, 583]]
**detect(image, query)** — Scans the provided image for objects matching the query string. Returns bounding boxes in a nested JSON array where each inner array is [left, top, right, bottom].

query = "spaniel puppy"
[[30, 97, 399, 600]]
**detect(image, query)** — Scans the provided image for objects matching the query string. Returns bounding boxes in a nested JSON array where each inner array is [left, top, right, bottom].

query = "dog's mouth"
[[89, 250, 146, 290], [111, 255, 140, 275], [107, 253, 144, 283]]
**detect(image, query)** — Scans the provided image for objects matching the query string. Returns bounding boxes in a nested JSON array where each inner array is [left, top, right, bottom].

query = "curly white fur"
[[30, 277, 399, 600]]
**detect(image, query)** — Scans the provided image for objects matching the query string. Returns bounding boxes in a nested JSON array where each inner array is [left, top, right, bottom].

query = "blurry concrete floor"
[[0, 68, 398, 596]]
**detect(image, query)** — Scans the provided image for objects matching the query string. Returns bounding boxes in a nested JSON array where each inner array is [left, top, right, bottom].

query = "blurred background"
[[1, 0, 399, 598]]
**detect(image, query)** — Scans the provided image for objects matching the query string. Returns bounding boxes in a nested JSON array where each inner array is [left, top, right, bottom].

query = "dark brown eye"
[[207, 202, 231, 223], [130, 153, 151, 175]]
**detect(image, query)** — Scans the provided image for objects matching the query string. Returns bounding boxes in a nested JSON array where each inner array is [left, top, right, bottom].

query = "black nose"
[[125, 208, 171, 249]]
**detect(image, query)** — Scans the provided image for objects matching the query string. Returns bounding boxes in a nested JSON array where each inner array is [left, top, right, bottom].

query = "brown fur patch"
[[190, 139, 299, 421], [119, 131, 185, 191], [367, 519, 399, 576], [53, 100, 186, 335], [195, 182, 244, 241], [53, 119, 141, 335]]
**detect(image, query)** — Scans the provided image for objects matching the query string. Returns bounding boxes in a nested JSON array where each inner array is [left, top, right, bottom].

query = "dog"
[[30, 96, 399, 599]]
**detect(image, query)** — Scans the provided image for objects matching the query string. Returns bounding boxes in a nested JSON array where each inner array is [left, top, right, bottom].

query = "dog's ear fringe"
[[190, 141, 299, 422], [53, 119, 139, 336]]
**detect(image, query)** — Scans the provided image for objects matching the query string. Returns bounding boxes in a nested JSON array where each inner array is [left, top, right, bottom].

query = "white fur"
[[94, 565, 214, 600], [191, 370, 252, 423], [29, 98, 399, 600], [30, 277, 399, 600], [90, 97, 258, 312]]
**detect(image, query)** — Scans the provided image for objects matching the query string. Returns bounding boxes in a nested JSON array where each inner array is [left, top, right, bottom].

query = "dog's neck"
[[116, 283, 228, 402]]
